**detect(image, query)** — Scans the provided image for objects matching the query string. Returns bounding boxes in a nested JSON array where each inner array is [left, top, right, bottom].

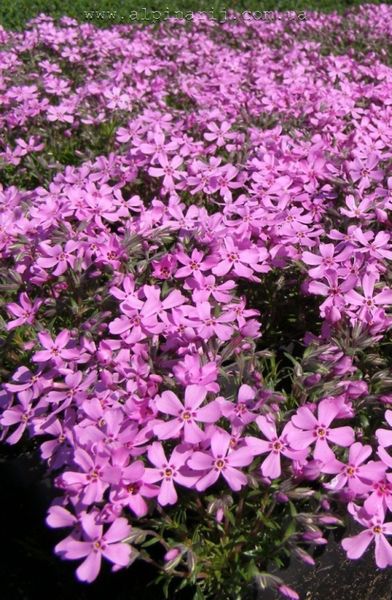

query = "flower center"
[[127, 483, 140, 495], [215, 458, 226, 470], [316, 427, 327, 438]]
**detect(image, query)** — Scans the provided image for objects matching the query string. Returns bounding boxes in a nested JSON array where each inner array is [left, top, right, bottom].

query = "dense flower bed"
[[1, 5, 392, 599]]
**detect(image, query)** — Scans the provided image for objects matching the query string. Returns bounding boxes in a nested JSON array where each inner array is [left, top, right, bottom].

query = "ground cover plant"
[[0, 4, 392, 599]]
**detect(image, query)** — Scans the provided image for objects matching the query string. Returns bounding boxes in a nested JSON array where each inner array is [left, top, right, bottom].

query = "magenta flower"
[[345, 273, 392, 318], [172, 354, 219, 393], [109, 457, 158, 517], [148, 154, 183, 190], [219, 384, 258, 427], [302, 243, 352, 279], [153, 384, 221, 443], [287, 398, 355, 464], [56, 514, 132, 582], [6, 292, 42, 330], [353, 229, 392, 260], [61, 448, 121, 505], [204, 121, 234, 147], [342, 505, 392, 568], [143, 443, 197, 505], [187, 429, 254, 491], [212, 237, 261, 279], [376, 410, 392, 467], [308, 270, 357, 322], [37, 240, 79, 276], [189, 272, 236, 303], [185, 301, 235, 341], [139, 129, 177, 162], [32, 330, 79, 364], [47, 103, 75, 124], [246, 416, 308, 479], [174, 248, 213, 279], [348, 153, 384, 190], [322, 442, 387, 494], [0, 389, 36, 445]]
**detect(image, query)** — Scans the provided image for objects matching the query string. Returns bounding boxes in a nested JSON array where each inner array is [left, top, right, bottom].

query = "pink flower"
[[109, 457, 158, 518], [148, 154, 183, 190], [204, 121, 234, 147], [61, 448, 121, 505], [6, 292, 42, 330], [353, 229, 392, 260], [376, 410, 392, 467], [342, 505, 392, 568], [348, 153, 384, 190], [246, 416, 308, 479], [278, 584, 300, 600], [0, 389, 36, 444], [143, 443, 197, 505], [212, 237, 265, 279], [37, 240, 79, 276], [287, 398, 355, 464], [153, 384, 221, 443], [219, 384, 258, 427], [185, 301, 235, 341], [308, 270, 357, 322], [345, 273, 392, 319], [322, 442, 386, 494], [174, 248, 213, 279], [187, 429, 254, 491], [32, 330, 79, 364], [302, 243, 352, 279], [47, 103, 75, 124], [172, 354, 219, 393], [55, 514, 132, 582]]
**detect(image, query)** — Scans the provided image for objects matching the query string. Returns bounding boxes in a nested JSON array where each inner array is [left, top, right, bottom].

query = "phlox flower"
[[376, 410, 392, 467], [172, 354, 220, 392], [153, 384, 221, 443], [109, 453, 158, 517], [308, 270, 357, 322], [174, 248, 213, 279], [148, 154, 183, 190], [219, 384, 258, 427], [212, 236, 266, 279], [32, 330, 79, 365], [6, 292, 42, 330], [246, 415, 308, 479], [37, 240, 79, 276], [55, 513, 132, 582], [302, 243, 352, 279], [61, 448, 121, 505], [0, 389, 37, 444], [187, 272, 236, 304], [187, 429, 254, 491], [143, 442, 198, 505], [184, 301, 236, 341], [287, 398, 355, 464], [342, 504, 392, 568], [345, 273, 392, 319], [321, 442, 387, 495]]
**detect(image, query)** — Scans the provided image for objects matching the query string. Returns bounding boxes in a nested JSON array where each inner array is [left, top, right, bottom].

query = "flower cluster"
[[0, 5, 392, 598]]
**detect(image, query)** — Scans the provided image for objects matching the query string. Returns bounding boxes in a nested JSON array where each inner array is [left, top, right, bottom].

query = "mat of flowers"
[[0, 5, 392, 600]]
